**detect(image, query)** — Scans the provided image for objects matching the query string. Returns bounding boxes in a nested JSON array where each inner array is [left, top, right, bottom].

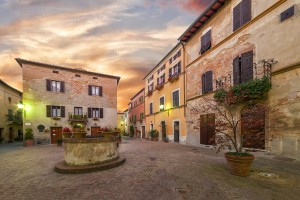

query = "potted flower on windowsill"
[[24, 128, 34, 147]]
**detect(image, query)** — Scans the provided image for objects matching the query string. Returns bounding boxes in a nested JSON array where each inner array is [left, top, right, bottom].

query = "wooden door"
[[241, 104, 265, 149], [50, 127, 62, 144], [200, 113, 215, 145], [161, 121, 166, 139], [91, 126, 101, 136], [174, 121, 180, 143]]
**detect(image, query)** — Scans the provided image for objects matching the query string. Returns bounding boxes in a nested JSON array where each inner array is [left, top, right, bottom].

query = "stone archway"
[[241, 104, 266, 150]]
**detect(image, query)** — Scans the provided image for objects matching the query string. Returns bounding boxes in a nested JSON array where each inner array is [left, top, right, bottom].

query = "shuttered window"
[[200, 113, 215, 145], [88, 108, 103, 118], [160, 96, 165, 110], [88, 85, 102, 96], [202, 70, 213, 94], [149, 102, 153, 114], [46, 105, 65, 117], [172, 90, 179, 107], [46, 80, 64, 93], [280, 5, 295, 22], [233, 0, 251, 31], [200, 30, 212, 54], [233, 50, 253, 85]]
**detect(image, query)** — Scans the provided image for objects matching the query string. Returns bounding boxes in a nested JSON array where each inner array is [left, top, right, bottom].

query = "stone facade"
[[16, 58, 120, 144], [117, 112, 125, 133], [181, 0, 300, 159], [128, 88, 145, 138], [0, 80, 23, 143], [144, 44, 186, 143]]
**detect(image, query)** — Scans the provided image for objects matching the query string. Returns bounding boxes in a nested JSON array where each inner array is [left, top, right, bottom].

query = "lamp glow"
[[17, 103, 24, 109], [159, 104, 164, 111]]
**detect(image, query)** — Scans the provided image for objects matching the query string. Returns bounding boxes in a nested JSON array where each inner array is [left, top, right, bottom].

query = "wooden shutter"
[[61, 106, 65, 118], [88, 108, 92, 118], [178, 61, 181, 73], [205, 71, 213, 93], [202, 73, 206, 94], [241, 0, 251, 25], [100, 108, 103, 118], [241, 51, 253, 83], [46, 79, 51, 91], [99, 86, 102, 96], [205, 30, 212, 52], [169, 68, 172, 78], [46, 105, 51, 117], [88, 85, 92, 95], [200, 34, 205, 54], [281, 6, 295, 22], [233, 56, 241, 85], [233, 3, 241, 31], [60, 81, 65, 93]]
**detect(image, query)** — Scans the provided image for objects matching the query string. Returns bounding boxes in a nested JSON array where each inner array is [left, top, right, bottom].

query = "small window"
[[53, 70, 59, 74], [51, 81, 61, 92], [74, 107, 83, 115], [75, 74, 81, 77], [88, 107, 103, 118], [52, 106, 61, 117], [157, 73, 165, 85], [200, 30, 211, 54], [8, 97, 11, 104], [150, 102, 153, 114], [172, 90, 180, 107], [88, 85, 102, 96], [160, 96, 165, 110], [93, 77, 98, 79], [46, 105, 65, 117], [280, 5, 295, 22], [46, 80, 64, 93], [202, 71, 213, 94]]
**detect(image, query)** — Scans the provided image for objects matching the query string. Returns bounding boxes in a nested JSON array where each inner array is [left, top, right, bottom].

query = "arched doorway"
[[241, 104, 266, 149]]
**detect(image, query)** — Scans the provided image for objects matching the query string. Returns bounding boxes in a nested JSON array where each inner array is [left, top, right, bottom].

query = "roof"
[[0, 79, 22, 96], [130, 88, 145, 100], [143, 43, 181, 80], [179, 0, 228, 42], [123, 109, 128, 112], [15, 58, 121, 84]]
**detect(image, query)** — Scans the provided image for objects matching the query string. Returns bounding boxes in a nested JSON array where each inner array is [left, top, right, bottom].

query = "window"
[[202, 71, 213, 94], [88, 85, 102, 96], [233, 50, 253, 85], [93, 77, 98, 79], [160, 96, 165, 110], [280, 5, 295, 22], [139, 96, 143, 103], [46, 105, 65, 117], [53, 70, 59, 74], [133, 115, 136, 123], [172, 90, 179, 107], [74, 107, 83, 115], [140, 113, 144, 121], [46, 80, 64, 92], [150, 124, 153, 130], [150, 102, 153, 114], [134, 101, 137, 107], [157, 65, 165, 74], [148, 75, 153, 83], [8, 97, 11, 104], [88, 108, 104, 118], [233, 0, 251, 31], [75, 74, 81, 77], [200, 30, 211, 54], [173, 50, 181, 60], [169, 61, 181, 78], [148, 83, 154, 91], [157, 73, 165, 85], [169, 58, 172, 64]]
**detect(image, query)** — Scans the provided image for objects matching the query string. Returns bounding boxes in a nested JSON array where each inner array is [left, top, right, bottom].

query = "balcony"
[[68, 113, 88, 123], [168, 73, 180, 83], [147, 90, 153, 96], [155, 83, 164, 90]]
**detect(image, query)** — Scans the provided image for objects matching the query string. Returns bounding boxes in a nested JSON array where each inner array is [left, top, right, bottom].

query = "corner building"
[[16, 58, 120, 144]]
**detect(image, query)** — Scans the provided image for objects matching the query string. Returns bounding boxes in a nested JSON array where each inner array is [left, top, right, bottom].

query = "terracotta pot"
[[24, 140, 34, 147], [73, 132, 87, 139], [224, 153, 254, 177]]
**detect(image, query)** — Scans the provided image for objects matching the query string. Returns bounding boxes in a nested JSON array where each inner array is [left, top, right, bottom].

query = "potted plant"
[[24, 128, 34, 147], [72, 123, 86, 139], [56, 138, 63, 146], [149, 129, 159, 141], [62, 127, 72, 138]]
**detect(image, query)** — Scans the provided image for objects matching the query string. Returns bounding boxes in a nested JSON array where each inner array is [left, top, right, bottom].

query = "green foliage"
[[24, 128, 33, 140], [214, 77, 272, 104], [149, 129, 159, 138], [56, 138, 63, 143], [130, 126, 135, 137]]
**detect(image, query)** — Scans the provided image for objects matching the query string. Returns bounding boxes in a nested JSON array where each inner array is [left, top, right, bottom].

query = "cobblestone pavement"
[[0, 138, 300, 200]]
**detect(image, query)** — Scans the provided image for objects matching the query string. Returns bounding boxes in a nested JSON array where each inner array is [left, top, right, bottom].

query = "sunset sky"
[[0, 0, 211, 111]]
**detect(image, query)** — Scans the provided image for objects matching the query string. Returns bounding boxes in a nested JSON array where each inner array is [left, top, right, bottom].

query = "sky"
[[0, 0, 211, 111]]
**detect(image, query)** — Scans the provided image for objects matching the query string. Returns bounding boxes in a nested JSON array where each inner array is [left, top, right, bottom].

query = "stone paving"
[[0, 138, 300, 200]]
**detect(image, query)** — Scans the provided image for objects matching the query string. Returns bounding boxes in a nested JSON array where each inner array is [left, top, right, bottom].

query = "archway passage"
[[241, 104, 266, 149]]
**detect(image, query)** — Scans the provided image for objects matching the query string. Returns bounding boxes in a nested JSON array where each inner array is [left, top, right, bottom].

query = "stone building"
[[128, 88, 145, 138], [144, 43, 186, 143], [123, 108, 129, 134], [117, 112, 125, 133], [0, 79, 23, 143], [16, 58, 120, 144], [180, 0, 300, 159]]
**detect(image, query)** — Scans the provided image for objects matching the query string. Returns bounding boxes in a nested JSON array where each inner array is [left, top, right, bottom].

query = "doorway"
[[91, 126, 101, 136], [241, 104, 265, 149], [174, 121, 180, 143], [141, 126, 145, 138], [50, 127, 62, 144], [200, 113, 215, 145]]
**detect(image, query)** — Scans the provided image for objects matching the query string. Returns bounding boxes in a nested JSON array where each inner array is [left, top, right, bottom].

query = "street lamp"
[[159, 104, 164, 111], [17, 102, 24, 109]]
